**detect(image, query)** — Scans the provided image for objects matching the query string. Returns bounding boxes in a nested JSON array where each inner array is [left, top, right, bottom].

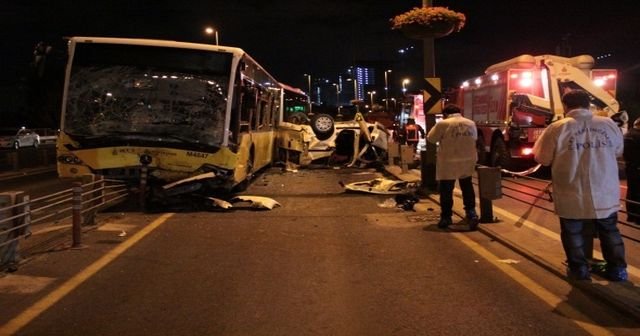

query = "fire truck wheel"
[[490, 138, 511, 168]]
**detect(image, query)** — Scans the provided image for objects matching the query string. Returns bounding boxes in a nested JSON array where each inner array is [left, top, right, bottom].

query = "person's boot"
[[466, 209, 479, 231], [605, 268, 628, 282], [567, 267, 591, 281], [437, 217, 452, 229]]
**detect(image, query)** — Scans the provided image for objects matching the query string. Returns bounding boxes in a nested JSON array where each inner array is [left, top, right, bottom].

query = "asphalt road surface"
[[1, 167, 639, 335]]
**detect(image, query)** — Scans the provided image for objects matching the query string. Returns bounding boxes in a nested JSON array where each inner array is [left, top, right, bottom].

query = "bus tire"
[[490, 137, 511, 169], [310, 113, 335, 140]]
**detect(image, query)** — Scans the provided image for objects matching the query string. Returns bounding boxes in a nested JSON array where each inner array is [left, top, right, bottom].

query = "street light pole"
[[304, 74, 312, 103], [384, 70, 392, 111], [346, 78, 358, 101], [333, 83, 340, 108], [368, 91, 376, 107], [204, 27, 219, 45]]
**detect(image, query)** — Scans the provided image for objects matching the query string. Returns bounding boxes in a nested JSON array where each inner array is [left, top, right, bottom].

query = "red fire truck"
[[454, 54, 626, 170]]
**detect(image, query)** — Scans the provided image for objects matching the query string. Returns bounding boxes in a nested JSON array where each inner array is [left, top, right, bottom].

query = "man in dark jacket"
[[624, 117, 640, 223], [401, 118, 425, 150]]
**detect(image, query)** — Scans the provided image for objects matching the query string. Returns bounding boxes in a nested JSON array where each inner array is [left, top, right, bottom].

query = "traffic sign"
[[423, 77, 442, 114]]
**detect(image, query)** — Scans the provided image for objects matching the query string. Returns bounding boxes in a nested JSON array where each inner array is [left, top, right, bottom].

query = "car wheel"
[[310, 113, 335, 140]]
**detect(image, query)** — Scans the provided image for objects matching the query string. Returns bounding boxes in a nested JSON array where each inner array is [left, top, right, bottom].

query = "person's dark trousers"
[[626, 165, 640, 222], [560, 213, 626, 274], [595, 213, 627, 272], [438, 176, 476, 219]]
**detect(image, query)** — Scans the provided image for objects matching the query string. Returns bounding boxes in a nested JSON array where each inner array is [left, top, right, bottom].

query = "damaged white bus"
[[56, 37, 388, 205], [58, 37, 282, 195]]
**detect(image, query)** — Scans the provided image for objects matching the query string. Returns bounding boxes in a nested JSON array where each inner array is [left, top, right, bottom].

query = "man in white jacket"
[[533, 89, 627, 282], [426, 104, 479, 230]]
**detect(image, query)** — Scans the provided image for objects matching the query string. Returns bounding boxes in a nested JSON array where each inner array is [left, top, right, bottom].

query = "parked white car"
[[0, 127, 40, 149]]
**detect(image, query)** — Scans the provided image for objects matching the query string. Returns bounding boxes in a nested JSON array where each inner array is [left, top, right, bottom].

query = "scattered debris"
[[497, 259, 520, 264], [206, 197, 233, 209], [378, 198, 397, 208], [230, 196, 281, 210], [341, 178, 418, 195], [395, 194, 419, 211]]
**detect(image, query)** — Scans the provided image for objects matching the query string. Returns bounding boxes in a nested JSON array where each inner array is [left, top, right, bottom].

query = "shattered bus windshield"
[[64, 43, 232, 147]]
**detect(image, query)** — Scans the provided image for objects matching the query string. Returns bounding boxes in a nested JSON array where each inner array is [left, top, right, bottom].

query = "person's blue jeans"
[[559, 213, 626, 274], [439, 176, 476, 219]]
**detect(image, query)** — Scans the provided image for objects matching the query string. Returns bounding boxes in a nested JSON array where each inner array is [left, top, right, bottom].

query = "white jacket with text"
[[533, 108, 623, 219], [426, 113, 477, 181]]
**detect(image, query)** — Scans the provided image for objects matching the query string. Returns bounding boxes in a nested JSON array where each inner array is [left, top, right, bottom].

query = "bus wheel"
[[490, 138, 510, 168]]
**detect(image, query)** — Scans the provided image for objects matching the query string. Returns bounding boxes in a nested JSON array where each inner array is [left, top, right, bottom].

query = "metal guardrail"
[[473, 165, 640, 260], [0, 147, 56, 171], [0, 175, 129, 270]]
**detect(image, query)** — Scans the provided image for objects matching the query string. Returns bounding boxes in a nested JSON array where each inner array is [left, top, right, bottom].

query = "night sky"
[[2, 0, 639, 113]]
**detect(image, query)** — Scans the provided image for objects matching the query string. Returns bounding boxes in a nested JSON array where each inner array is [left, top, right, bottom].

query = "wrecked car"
[[276, 111, 389, 167]]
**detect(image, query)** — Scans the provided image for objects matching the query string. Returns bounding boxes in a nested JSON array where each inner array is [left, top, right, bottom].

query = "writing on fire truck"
[[453, 54, 627, 170]]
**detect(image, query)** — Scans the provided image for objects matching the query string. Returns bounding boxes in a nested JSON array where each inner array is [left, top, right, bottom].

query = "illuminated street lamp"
[[384, 70, 392, 110], [402, 78, 410, 95], [368, 91, 376, 107], [204, 26, 219, 45]]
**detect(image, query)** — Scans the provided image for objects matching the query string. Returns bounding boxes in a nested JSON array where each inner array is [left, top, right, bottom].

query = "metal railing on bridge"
[[0, 175, 130, 271]]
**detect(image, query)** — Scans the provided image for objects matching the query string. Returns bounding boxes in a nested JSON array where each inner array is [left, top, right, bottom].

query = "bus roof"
[[68, 36, 246, 59], [67, 36, 280, 85]]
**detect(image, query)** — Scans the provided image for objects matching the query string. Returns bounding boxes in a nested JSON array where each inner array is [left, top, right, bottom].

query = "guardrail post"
[[39, 148, 49, 166], [72, 181, 84, 248], [1, 191, 26, 271], [8, 151, 19, 170], [477, 166, 502, 223], [139, 166, 148, 211], [399, 145, 412, 173], [82, 174, 97, 226]]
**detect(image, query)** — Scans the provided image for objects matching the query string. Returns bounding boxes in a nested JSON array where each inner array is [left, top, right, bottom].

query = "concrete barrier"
[[0, 147, 56, 171]]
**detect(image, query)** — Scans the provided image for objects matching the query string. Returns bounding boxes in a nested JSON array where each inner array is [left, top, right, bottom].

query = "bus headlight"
[[140, 154, 153, 165], [58, 154, 83, 164]]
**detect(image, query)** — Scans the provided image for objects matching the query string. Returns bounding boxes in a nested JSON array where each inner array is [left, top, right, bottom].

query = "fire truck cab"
[[456, 54, 626, 170]]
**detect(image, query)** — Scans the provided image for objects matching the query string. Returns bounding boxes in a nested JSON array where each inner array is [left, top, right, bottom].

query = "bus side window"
[[240, 84, 256, 133], [256, 91, 272, 130]]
